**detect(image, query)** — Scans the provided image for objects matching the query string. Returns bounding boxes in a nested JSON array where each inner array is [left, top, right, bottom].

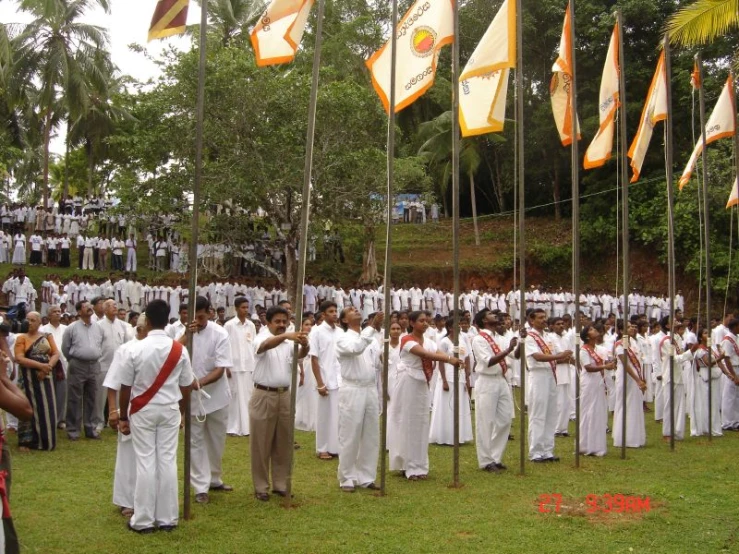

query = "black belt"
[[254, 383, 289, 393]]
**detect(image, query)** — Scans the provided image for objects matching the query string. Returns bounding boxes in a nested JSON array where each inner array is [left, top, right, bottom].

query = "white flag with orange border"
[[627, 51, 668, 183], [550, 4, 580, 146], [458, 0, 515, 137], [250, 0, 314, 67], [678, 75, 736, 190], [727, 178, 739, 209], [367, 0, 454, 114], [583, 24, 620, 169]]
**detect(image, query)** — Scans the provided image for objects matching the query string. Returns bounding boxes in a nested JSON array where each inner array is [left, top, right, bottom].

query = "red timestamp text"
[[537, 493, 651, 514]]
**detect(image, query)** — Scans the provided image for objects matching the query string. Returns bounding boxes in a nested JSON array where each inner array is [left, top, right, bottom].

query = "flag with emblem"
[[679, 75, 735, 190], [627, 51, 668, 183], [250, 0, 314, 66], [583, 24, 620, 169], [148, 0, 190, 42], [458, 0, 515, 136], [550, 4, 580, 146], [366, 0, 454, 114]]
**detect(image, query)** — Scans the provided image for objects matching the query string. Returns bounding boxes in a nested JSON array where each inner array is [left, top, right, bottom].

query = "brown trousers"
[[248, 387, 292, 494]]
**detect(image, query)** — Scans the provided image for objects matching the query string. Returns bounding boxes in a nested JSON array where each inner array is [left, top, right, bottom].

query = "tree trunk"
[[63, 124, 70, 201], [42, 112, 52, 209], [87, 139, 94, 196], [284, 229, 298, 307], [360, 230, 378, 284], [552, 157, 561, 221], [470, 172, 480, 246]]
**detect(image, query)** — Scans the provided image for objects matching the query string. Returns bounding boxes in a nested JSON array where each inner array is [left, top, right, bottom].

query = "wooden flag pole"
[[664, 37, 677, 451], [379, 0, 399, 497], [615, 10, 629, 461], [451, 0, 461, 489], [568, 0, 582, 469], [516, 0, 526, 476], [184, 0, 209, 521], [284, 0, 327, 507], [696, 52, 713, 443]]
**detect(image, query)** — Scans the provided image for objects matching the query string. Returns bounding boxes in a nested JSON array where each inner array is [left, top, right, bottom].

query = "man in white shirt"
[[125, 234, 137, 272], [178, 296, 233, 504], [250, 305, 309, 501], [335, 308, 382, 492], [472, 311, 517, 472], [526, 309, 571, 462], [548, 317, 573, 437], [166, 305, 188, 339], [224, 297, 256, 436], [41, 305, 68, 427], [117, 299, 193, 532], [28, 233, 43, 265], [660, 320, 694, 440], [311, 301, 342, 458], [96, 299, 133, 431], [303, 279, 318, 313], [720, 319, 739, 430]]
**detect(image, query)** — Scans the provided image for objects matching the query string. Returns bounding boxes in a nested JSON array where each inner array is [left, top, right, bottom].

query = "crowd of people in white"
[[3, 262, 739, 532]]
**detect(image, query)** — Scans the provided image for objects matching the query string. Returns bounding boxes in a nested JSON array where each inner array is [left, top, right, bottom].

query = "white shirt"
[[118, 330, 194, 407], [309, 321, 342, 390], [525, 329, 554, 372], [224, 316, 256, 373], [98, 316, 133, 372], [472, 329, 507, 376], [253, 331, 299, 388], [40, 322, 68, 373], [336, 326, 380, 383], [166, 320, 186, 340], [190, 321, 233, 415]]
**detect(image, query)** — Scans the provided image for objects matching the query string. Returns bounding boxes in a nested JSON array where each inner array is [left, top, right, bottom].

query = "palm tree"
[[667, 0, 739, 48], [208, 0, 265, 47], [16, 0, 111, 209]]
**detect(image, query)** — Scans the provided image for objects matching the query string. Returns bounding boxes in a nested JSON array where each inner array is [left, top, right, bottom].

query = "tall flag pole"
[[379, 0, 399, 497], [515, 0, 526, 476], [615, 10, 629, 462], [696, 52, 713, 446], [451, 0, 461, 489], [283, 0, 326, 508], [550, 0, 582, 467], [662, 36, 677, 450]]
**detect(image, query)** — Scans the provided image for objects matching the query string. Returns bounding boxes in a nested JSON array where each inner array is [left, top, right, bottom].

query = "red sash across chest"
[[529, 330, 557, 383], [480, 332, 507, 375], [400, 335, 434, 384], [615, 339, 643, 381]]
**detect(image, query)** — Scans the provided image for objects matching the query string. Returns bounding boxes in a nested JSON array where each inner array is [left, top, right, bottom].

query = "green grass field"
[[10, 406, 739, 554]]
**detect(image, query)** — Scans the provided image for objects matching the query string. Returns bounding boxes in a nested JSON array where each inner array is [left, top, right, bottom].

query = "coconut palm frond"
[[666, 0, 739, 47]]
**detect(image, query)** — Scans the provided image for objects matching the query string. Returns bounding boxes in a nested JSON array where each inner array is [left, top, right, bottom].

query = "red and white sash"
[[722, 334, 739, 358], [480, 331, 507, 375], [400, 334, 434, 385], [129, 341, 183, 415], [616, 339, 643, 381], [659, 335, 682, 360], [529, 330, 557, 383]]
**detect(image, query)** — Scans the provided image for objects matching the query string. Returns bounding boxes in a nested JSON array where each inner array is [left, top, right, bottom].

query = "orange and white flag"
[[583, 24, 620, 169], [679, 75, 736, 190], [458, 0, 515, 136], [367, 0, 454, 114], [690, 60, 701, 90], [148, 0, 189, 41], [727, 178, 739, 209], [550, 4, 580, 146], [627, 51, 668, 183], [250, 0, 314, 66]]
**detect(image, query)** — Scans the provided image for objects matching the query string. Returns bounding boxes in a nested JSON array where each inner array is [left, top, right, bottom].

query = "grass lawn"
[[10, 404, 739, 554]]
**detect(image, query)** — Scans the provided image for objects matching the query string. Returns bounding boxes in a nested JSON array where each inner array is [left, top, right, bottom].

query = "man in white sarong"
[[224, 297, 256, 436]]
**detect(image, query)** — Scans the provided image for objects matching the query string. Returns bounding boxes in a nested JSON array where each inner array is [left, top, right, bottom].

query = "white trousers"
[[555, 383, 571, 434], [337, 382, 379, 487], [94, 370, 108, 431], [126, 249, 137, 272], [227, 371, 253, 436], [129, 405, 180, 530], [662, 383, 686, 440], [474, 374, 512, 468], [315, 389, 339, 454], [190, 406, 228, 494], [113, 431, 136, 509], [721, 374, 739, 429], [654, 378, 664, 421], [82, 247, 94, 270], [527, 369, 558, 460]]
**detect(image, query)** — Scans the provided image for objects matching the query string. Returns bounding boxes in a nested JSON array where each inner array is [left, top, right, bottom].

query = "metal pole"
[[379, 0, 399, 497], [184, 0, 208, 520], [451, 0, 461, 489], [664, 38, 676, 451], [516, 0, 526, 475], [568, 0, 581, 468], [616, 11, 629, 461], [697, 53, 713, 442], [285, 0, 326, 507]]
